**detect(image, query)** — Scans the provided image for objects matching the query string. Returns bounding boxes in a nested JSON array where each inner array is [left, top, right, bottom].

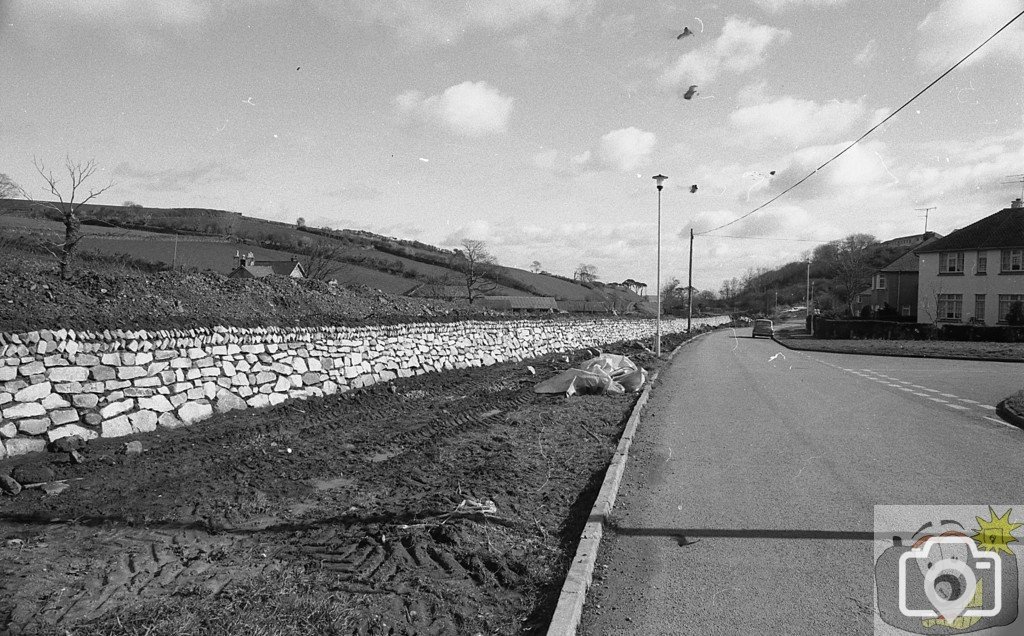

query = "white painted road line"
[[928, 397, 949, 403], [939, 393, 959, 398], [913, 392, 930, 397], [947, 404, 970, 411], [984, 415, 1020, 430], [980, 405, 997, 411], [960, 399, 980, 404]]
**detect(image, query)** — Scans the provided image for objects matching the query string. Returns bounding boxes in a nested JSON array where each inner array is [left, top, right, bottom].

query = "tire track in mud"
[[0, 336, 685, 635]]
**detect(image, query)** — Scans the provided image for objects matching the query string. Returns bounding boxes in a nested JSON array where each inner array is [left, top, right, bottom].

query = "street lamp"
[[652, 174, 667, 356]]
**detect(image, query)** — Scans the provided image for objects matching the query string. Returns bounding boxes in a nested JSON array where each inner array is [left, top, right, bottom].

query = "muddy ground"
[[0, 331, 699, 635]]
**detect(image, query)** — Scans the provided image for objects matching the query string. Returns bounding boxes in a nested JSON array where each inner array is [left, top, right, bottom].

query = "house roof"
[[228, 260, 305, 279], [917, 207, 1024, 253], [879, 235, 944, 272]]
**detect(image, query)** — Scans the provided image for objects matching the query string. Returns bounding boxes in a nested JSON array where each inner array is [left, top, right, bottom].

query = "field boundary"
[[773, 334, 1024, 364], [545, 329, 712, 636]]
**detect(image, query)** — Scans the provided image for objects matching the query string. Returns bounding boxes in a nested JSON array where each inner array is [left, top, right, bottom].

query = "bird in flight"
[[690, 185, 698, 193], [683, 85, 698, 100], [676, 27, 694, 39]]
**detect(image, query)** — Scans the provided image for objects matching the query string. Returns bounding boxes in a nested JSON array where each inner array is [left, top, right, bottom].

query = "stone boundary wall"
[[0, 316, 730, 458]]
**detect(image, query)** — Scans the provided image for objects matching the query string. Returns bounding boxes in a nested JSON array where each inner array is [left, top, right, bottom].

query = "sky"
[[2, 0, 1024, 293]]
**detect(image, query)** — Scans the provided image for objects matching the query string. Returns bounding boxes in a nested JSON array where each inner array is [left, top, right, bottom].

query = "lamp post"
[[652, 174, 667, 356]]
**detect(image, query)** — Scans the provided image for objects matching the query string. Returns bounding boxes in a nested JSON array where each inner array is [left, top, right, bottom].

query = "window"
[[936, 294, 962, 321], [941, 252, 964, 273], [998, 294, 1024, 322], [877, 274, 886, 289], [975, 294, 986, 323], [901, 305, 911, 317], [977, 252, 987, 274], [1001, 249, 1024, 272]]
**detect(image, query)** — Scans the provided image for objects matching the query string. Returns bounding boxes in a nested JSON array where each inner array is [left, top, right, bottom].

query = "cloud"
[[112, 161, 244, 192], [395, 81, 513, 136], [750, 0, 848, 11], [347, 0, 596, 44], [917, 0, 1024, 69], [534, 127, 657, 175], [659, 17, 790, 90], [729, 96, 867, 146], [597, 127, 657, 171], [12, 0, 213, 26]]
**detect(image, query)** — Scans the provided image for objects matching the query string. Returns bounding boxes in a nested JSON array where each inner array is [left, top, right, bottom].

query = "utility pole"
[[652, 175, 667, 356], [915, 207, 936, 234], [805, 260, 811, 333], [687, 228, 694, 333], [172, 232, 179, 270]]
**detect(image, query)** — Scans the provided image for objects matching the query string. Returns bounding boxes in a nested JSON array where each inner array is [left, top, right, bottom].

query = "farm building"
[[228, 251, 306, 279]]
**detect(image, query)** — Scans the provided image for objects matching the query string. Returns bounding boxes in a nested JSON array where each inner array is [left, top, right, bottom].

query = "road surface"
[[579, 327, 1024, 635]]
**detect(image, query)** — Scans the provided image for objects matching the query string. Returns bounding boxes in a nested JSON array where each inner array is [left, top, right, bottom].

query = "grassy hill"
[[0, 199, 642, 306]]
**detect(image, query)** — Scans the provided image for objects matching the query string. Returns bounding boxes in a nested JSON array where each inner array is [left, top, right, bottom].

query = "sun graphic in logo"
[[972, 506, 1022, 555]]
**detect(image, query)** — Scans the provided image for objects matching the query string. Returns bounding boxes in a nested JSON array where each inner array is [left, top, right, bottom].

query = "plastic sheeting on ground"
[[533, 353, 647, 396]]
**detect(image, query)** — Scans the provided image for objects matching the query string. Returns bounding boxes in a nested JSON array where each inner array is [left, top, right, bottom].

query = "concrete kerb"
[[996, 399, 1024, 430], [771, 334, 1024, 364], [545, 329, 713, 636]]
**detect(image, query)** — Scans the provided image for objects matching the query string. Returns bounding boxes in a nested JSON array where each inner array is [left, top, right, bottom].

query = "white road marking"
[[899, 387, 915, 392], [928, 397, 949, 403], [939, 393, 959, 398], [980, 405, 997, 411], [984, 415, 1019, 430], [910, 385, 926, 390], [913, 392, 930, 397], [947, 404, 970, 411], [922, 388, 941, 393], [959, 399, 980, 404]]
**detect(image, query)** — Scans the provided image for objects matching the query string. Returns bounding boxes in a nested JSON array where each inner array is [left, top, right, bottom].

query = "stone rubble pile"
[[0, 316, 730, 458]]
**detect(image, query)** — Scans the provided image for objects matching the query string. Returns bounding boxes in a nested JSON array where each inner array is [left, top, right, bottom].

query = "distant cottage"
[[227, 251, 306, 279]]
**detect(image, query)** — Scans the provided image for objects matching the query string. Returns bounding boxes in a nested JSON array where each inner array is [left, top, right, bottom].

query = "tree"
[[296, 217, 306, 228], [574, 263, 598, 284], [28, 157, 114, 278], [303, 241, 347, 281], [815, 233, 878, 315], [0, 173, 20, 199], [529, 260, 542, 274], [453, 239, 497, 304]]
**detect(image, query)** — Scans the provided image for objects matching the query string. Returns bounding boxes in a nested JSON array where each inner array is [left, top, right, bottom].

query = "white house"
[[916, 198, 1024, 325]]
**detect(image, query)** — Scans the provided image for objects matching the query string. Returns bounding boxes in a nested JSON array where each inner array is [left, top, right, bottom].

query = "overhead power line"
[[703, 234, 826, 243], [699, 6, 1024, 236]]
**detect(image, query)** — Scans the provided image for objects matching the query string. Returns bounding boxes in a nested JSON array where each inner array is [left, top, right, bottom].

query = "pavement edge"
[[544, 329, 712, 636], [996, 399, 1024, 429]]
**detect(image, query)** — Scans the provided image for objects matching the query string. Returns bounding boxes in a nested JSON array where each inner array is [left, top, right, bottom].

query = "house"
[[916, 199, 1024, 325], [855, 232, 942, 319], [227, 251, 306, 279]]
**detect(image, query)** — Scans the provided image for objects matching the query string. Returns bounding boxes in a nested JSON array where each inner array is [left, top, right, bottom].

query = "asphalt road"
[[579, 327, 1024, 635]]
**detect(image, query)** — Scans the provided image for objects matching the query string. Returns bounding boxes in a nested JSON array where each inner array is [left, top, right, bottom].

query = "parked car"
[[752, 319, 774, 338]]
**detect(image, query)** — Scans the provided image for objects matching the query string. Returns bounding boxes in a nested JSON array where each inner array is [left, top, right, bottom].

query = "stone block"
[[157, 412, 185, 429], [121, 352, 137, 365], [134, 376, 161, 387], [135, 352, 154, 366], [138, 394, 174, 412], [169, 393, 187, 407], [5, 436, 47, 456], [19, 361, 45, 376], [177, 401, 213, 424], [101, 415, 133, 438], [84, 412, 103, 426], [4, 401, 46, 419], [17, 417, 50, 435], [0, 392, 9, 406], [301, 372, 322, 385], [185, 368, 201, 380], [129, 410, 158, 433], [48, 366, 89, 382], [49, 408, 79, 426], [215, 388, 247, 413], [272, 377, 290, 392], [15, 381, 51, 403], [124, 387, 155, 397], [186, 387, 205, 400], [101, 353, 121, 366], [48, 423, 98, 443], [268, 392, 288, 406], [288, 374, 302, 388], [54, 381, 83, 393], [118, 366, 146, 380], [99, 399, 134, 419], [73, 393, 100, 409], [0, 366, 16, 382], [75, 353, 100, 366], [104, 379, 130, 391], [256, 371, 276, 385], [170, 358, 191, 369], [0, 422, 16, 438], [41, 393, 70, 410], [246, 394, 271, 408]]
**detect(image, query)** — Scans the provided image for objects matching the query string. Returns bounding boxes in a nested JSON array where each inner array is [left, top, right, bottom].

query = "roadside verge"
[[545, 330, 711, 636]]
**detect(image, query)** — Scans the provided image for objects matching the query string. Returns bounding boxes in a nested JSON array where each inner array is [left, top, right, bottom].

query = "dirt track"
[[0, 332, 696, 635]]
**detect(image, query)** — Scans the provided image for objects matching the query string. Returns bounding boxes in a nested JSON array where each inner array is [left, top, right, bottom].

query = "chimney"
[[246, 252, 255, 267], [1012, 198, 1023, 209]]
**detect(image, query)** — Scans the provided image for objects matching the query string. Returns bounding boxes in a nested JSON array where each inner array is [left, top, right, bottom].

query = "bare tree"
[[529, 260, 542, 274], [27, 157, 114, 278], [453, 239, 497, 304], [815, 233, 877, 314], [574, 263, 598, 284], [303, 240, 346, 281], [0, 173, 20, 200], [296, 217, 306, 228]]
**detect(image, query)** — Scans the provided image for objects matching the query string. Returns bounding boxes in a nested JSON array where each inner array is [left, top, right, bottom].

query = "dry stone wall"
[[0, 316, 729, 458]]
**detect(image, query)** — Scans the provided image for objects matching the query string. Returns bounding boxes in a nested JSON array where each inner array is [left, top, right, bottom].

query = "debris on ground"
[[534, 353, 647, 396]]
